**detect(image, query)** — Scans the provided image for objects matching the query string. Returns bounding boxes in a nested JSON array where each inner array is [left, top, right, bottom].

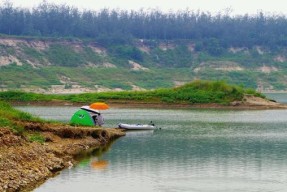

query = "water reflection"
[[91, 159, 108, 170], [74, 139, 116, 171], [125, 130, 154, 137]]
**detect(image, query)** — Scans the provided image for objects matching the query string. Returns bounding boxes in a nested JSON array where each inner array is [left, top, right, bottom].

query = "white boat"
[[118, 123, 156, 130]]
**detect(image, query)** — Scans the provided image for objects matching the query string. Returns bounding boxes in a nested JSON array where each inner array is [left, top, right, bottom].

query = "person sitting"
[[97, 113, 105, 127], [91, 113, 97, 124], [91, 112, 104, 127]]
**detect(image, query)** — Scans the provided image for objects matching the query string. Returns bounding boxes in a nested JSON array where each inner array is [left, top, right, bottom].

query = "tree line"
[[1, 1, 287, 50]]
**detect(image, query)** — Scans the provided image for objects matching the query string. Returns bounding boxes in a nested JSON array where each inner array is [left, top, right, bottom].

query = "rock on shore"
[[0, 124, 125, 192]]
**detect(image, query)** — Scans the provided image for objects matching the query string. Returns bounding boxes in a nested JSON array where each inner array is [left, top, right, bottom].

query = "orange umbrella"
[[89, 102, 109, 110]]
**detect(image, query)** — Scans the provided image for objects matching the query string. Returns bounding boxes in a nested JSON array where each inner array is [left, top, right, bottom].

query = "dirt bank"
[[0, 123, 125, 192]]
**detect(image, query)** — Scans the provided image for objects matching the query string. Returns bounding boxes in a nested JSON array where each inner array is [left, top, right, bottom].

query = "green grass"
[[46, 44, 85, 67], [0, 65, 178, 89], [2, 64, 285, 91], [27, 133, 45, 144], [66, 80, 265, 104], [0, 91, 56, 101], [0, 100, 50, 143], [0, 80, 264, 104], [1, 60, 287, 91], [0, 37, 287, 91], [0, 100, 44, 133]]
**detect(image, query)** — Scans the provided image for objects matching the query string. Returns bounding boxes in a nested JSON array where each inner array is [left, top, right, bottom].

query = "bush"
[[46, 44, 84, 66], [108, 45, 143, 62]]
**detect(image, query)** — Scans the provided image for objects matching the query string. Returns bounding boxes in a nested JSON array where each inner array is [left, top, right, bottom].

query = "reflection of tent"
[[70, 109, 95, 126]]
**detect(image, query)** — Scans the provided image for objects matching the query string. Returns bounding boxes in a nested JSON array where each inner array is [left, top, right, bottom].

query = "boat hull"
[[118, 123, 156, 130]]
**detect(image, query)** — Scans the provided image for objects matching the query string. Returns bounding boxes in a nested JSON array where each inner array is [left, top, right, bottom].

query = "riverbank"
[[0, 122, 125, 192]]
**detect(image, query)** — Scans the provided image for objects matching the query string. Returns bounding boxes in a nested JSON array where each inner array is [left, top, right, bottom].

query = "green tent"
[[70, 109, 95, 126]]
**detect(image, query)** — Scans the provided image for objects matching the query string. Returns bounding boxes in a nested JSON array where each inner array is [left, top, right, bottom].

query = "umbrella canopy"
[[89, 102, 109, 110]]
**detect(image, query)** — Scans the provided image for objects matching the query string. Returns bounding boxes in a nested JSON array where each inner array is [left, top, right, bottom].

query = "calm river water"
[[16, 93, 287, 192]]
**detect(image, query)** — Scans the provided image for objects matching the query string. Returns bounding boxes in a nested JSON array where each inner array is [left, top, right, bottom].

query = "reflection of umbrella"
[[91, 160, 108, 170], [89, 102, 109, 110]]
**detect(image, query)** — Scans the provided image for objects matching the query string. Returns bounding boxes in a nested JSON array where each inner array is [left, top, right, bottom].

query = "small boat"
[[118, 123, 156, 130]]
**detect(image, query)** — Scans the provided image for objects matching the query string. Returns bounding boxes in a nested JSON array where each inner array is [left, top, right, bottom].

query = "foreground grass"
[[0, 80, 264, 105], [0, 100, 47, 144]]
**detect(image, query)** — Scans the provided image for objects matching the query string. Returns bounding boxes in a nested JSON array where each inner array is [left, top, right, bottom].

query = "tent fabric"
[[70, 109, 95, 126]]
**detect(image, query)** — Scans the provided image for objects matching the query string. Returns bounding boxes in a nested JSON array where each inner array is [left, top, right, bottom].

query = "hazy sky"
[[4, 0, 287, 15]]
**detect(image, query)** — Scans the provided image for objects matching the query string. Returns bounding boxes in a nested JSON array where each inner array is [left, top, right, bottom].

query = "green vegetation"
[[0, 100, 43, 133], [27, 133, 45, 144], [0, 100, 54, 143], [150, 45, 193, 67], [0, 65, 179, 90], [0, 80, 263, 104], [0, 64, 61, 88], [46, 44, 85, 67], [1, 36, 286, 90], [108, 45, 143, 63], [1, 1, 287, 52], [2, 61, 286, 90], [0, 90, 55, 101], [1, 3, 287, 90]]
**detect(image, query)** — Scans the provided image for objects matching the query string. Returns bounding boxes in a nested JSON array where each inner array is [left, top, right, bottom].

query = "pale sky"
[[4, 0, 287, 15]]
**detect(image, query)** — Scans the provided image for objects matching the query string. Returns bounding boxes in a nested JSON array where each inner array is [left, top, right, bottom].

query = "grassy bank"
[[0, 100, 124, 192], [0, 101, 41, 133], [0, 80, 263, 105]]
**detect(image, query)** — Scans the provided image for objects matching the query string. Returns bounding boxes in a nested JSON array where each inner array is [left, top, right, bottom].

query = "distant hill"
[[0, 2, 287, 93], [0, 36, 287, 93]]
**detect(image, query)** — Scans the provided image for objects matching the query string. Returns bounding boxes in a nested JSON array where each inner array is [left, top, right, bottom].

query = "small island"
[[1, 80, 286, 109]]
